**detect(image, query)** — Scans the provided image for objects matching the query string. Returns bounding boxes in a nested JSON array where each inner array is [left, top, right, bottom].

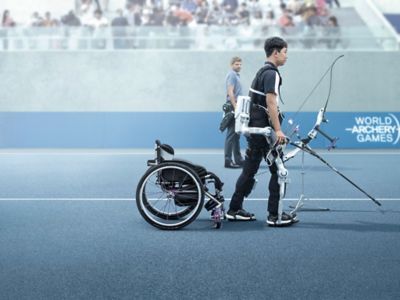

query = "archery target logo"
[[345, 114, 400, 144]]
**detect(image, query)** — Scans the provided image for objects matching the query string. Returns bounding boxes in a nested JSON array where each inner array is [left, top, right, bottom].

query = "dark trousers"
[[229, 136, 281, 215], [327, 0, 340, 8], [224, 121, 242, 163]]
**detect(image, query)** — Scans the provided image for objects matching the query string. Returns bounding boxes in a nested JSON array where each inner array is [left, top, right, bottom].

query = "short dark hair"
[[264, 37, 288, 57], [230, 56, 242, 65]]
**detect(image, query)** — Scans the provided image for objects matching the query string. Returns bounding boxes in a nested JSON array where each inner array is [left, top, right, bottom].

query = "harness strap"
[[249, 87, 266, 96]]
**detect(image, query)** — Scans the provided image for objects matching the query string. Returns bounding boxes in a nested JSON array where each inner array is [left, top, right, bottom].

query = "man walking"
[[226, 37, 298, 227]]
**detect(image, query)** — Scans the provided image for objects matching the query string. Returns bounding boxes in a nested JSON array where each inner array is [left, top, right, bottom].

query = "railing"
[[353, 0, 400, 50], [0, 25, 398, 51]]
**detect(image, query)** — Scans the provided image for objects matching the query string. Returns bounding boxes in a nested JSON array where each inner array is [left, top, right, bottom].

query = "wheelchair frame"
[[136, 140, 226, 230]]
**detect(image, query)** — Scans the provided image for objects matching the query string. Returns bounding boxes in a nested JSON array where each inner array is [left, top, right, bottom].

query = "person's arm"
[[266, 93, 285, 143], [227, 85, 237, 109]]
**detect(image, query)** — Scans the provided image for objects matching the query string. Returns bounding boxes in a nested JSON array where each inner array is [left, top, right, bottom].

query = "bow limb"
[[285, 54, 344, 137], [322, 54, 344, 114]]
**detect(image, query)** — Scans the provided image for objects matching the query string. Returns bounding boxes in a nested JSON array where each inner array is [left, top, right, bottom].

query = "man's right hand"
[[275, 130, 287, 145]]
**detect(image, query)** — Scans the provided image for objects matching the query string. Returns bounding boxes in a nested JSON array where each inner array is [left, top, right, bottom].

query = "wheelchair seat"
[[166, 159, 208, 180]]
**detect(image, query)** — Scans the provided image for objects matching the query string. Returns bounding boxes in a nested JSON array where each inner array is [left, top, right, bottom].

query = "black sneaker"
[[226, 209, 256, 221], [224, 161, 242, 169], [267, 212, 298, 227]]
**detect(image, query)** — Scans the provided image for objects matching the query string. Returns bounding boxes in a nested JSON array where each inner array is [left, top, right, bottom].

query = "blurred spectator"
[[80, 0, 101, 25], [247, 0, 262, 18], [181, 0, 198, 14], [251, 10, 263, 26], [279, 8, 295, 34], [80, 0, 102, 13], [315, 0, 327, 16], [237, 3, 250, 25], [141, 6, 153, 26], [222, 0, 238, 14], [173, 4, 194, 26], [304, 6, 321, 27], [326, 0, 341, 9], [319, 6, 331, 26], [195, 0, 209, 25], [41, 12, 59, 27], [2, 10, 16, 27], [165, 5, 181, 26], [111, 9, 129, 49], [324, 15, 340, 48], [151, 7, 166, 26], [85, 9, 109, 49], [30, 12, 44, 26], [61, 11, 82, 26], [300, 5, 321, 48], [127, 0, 146, 7], [287, 0, 303, 15], [2, 10, 16, 50], [85, 9, 109, 28], [41, 12, 60, 49], [126, 4, 143, 26], [222, 2, 238, 25], [205, 2, 223, 25], [265, 8, 276, 27]]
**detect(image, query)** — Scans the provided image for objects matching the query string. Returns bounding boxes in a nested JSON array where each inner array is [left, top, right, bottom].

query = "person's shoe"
[[267, 212, 298, 227], [226, 208, 256, 221], [235, 159, 244, 167], [290, 212, 299, 224], [225, 161, 242, 169]]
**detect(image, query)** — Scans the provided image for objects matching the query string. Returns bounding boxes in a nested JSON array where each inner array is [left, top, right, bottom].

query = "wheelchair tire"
[[136, 162, 204, 230]]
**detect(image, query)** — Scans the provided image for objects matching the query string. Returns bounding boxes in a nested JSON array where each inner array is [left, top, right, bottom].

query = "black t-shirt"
[[249, 62, 282, 128]]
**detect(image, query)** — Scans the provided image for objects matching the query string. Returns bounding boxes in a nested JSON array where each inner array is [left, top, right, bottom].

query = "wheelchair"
[[136, 140, 226, 230]]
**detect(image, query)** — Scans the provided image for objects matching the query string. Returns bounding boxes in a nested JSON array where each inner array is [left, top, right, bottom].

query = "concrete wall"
[[0, 50, 399, 148], [1, 50, 399, 112]]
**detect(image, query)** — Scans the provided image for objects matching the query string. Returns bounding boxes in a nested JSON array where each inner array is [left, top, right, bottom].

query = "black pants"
[[229, 136, 281, 215]]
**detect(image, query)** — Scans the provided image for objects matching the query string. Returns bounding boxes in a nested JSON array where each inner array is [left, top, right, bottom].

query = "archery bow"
[[284, 54, 344, 149], [282, 55, 382, 207]]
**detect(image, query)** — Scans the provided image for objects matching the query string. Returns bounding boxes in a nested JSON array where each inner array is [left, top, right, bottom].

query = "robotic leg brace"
[[235, 96, 292, 224], [271, 152, 290, 224]]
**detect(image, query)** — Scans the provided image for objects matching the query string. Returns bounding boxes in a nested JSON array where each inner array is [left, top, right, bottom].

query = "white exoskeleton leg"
[[275, 156, 289, 224]]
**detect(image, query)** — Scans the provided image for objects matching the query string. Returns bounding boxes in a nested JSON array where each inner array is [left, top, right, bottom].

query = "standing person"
[[111, 9, 129, 49], [1, 10, 16, 50], [224, 56, 244, 169], [326, 0, 341, 9], [85, 9, 109, 49], [226, 36, 298, 227]]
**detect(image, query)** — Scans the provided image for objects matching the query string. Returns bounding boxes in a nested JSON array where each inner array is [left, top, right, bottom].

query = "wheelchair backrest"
[[155, 140, 174, 162]]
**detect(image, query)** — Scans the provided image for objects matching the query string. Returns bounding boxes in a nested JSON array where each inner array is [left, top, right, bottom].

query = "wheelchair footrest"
[[204, 196, 224, 211]]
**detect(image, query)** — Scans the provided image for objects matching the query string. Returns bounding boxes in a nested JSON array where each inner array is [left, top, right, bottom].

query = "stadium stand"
[[0, 0, 399, 50]]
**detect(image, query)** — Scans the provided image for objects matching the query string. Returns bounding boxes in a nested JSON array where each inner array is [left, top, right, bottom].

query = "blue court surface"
[[1, 149, 399, 299]]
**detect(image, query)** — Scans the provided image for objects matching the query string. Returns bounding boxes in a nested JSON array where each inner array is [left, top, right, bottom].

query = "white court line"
[[0, 198, 399, 201], [0, 150, 399, 156]]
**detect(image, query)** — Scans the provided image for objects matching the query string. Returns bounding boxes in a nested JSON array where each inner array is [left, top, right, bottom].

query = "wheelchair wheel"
[[136, 162, 204, 230]]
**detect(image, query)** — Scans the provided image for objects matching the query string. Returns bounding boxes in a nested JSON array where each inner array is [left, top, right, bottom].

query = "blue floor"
[[1, 149, 399, 299]]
